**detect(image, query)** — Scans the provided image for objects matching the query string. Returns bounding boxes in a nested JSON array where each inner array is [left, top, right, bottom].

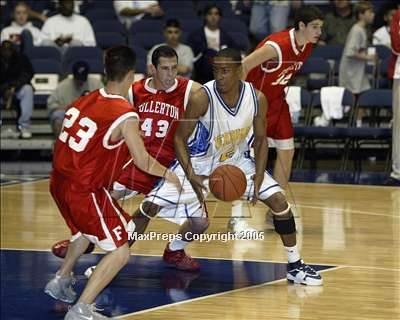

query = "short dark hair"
[[151, 45, 178, 67], [204, 4, 222, 17], [104, 46, 136, 81], [354, 1, 373, 19], [214, 48, 241, 65], [164, 19, 180, 29], [293, 6, 323, 30]]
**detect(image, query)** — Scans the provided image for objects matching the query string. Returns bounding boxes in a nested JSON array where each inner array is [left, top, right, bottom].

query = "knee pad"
[[273, 215, 296, 235]]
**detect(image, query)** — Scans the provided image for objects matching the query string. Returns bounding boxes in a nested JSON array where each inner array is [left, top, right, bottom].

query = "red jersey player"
[[114, 45, 202, 199], [44, 46, 180, 319], [243, 6, 323, 190]]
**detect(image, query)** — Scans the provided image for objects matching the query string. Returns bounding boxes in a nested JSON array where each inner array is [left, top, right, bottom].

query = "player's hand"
[[165, 170, 182, 192], [250, 174, 263, 205], [189, 174, 208, 204]]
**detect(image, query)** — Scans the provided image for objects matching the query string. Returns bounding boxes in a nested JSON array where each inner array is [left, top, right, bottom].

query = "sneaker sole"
[[44, 288, 76, 303], [286, 274, 323, 286]]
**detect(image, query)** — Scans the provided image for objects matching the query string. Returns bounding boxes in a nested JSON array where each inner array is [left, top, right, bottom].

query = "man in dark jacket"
[[188, 4, 237, 83], [0, 40, 33, 138]]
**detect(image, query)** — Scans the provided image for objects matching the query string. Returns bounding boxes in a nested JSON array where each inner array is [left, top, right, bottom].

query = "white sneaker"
[[287, 260, 323, 286], [227, 218, 258, 239], [20, 127, 32, 139], [65, 302, 109, 319], [313, 115, 329, 127], [44, 273, 76, 303]]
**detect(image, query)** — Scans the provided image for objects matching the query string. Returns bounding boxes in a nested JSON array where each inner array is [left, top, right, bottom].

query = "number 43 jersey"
[[129, 77, 193, 166], [52, 88, 138, 190]]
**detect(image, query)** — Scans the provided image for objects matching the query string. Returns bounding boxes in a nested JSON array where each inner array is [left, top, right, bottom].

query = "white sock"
[[231, 200, 243, 218], [285, 245, 301, 263], [169, 239, 189, 251]]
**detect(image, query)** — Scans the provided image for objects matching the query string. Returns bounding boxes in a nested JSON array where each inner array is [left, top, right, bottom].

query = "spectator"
[[249, 0, 301, 42], [386, 7, 400, 186], [234, 0, 252, 26], [319, 0, 356, 46], [113, 0, 164, 29], [0, 2, 43, 46], [373, 6, 396, 48], [41, 0, 96, 53], [147, 19, 194, 78], [187, 4, 237, 83], [0, 40, 33, 139], [47, 61, 102, 137], [339, 1, 376, 127]]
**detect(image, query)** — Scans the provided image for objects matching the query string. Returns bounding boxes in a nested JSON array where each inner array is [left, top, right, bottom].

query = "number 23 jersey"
[[52, 88, 138, 190], [129, 77, 193, 166]]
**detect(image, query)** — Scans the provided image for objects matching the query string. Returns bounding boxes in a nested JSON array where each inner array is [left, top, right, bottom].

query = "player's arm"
[[118, 117, 181, 189], [251, 89, 268, 204], [174, 87, 209, 202], [242, 44, 278, 79]]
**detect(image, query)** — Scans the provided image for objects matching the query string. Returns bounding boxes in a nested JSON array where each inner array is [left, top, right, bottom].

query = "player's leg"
[[273, 147, 295, 190], [65, 189, 134, 319], [228, 200, 258, 237], [162, 203, 208, 271]]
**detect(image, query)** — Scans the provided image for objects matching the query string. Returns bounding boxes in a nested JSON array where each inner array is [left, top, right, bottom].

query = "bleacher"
[[0, 0, 393, 171]]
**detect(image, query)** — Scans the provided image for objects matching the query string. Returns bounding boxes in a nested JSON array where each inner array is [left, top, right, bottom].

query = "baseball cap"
[[72, 61, 89, 81]]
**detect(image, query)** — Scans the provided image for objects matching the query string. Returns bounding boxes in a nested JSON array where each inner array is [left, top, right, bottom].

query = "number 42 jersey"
[[52, 88, 138, 190]]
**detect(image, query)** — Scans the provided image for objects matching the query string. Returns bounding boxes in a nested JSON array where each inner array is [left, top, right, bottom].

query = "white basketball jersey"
[[188, 80, 258, 175]]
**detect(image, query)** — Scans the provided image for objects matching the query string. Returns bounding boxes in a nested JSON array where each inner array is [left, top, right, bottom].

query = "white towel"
[[320, 86, 345, 120], [285, 86, 302, 113]]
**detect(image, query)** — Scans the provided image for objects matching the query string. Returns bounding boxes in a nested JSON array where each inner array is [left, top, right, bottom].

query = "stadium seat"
[[96, 32, 126, 49], [129, 19, 164, 35], [130, 33, 164, 50], [374, 45, 391, 60], [86, 9, 117, 23], [221, 18, 248, 34], [227, 32, 249, 52], [63, 47, 103, 74], [298, 57, 331, 90], [92, 20, 126, 35], [164, 7, 197, 19], [25, 46, 62, 62], [179, 18, 203, 34], [130, 45, 147, 61], [31, 59, 61, 105], [356, 89, 392, 127]]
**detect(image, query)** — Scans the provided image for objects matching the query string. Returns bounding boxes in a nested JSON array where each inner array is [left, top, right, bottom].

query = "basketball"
[[209, 165, 247, 202], [52, 239, 95, 259]]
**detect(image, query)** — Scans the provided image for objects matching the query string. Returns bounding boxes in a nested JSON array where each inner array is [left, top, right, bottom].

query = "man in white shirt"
[[373, 7, 396, 48], [147, 19, 194, 78], [113, 0, 164, 29], [0, 2, 43, 46], [41, 0, 96, 52]]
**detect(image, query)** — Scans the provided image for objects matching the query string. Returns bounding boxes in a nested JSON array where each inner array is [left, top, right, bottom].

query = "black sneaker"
[[287, 259, 323, 286]]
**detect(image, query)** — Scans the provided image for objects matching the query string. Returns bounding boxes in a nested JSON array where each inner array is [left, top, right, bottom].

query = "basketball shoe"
[[44, 272, 77, 303], [65, 302, 108, 319], [163, 244, 200, 271], [286, 260, 323, 286]]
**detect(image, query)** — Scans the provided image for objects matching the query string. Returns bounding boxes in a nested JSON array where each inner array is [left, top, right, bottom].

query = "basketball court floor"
[[1, 169, 399, 319]]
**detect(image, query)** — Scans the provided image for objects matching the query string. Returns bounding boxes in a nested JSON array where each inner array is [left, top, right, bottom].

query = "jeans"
[[15, 84, 33, 129], [391, 78, 400, 180]]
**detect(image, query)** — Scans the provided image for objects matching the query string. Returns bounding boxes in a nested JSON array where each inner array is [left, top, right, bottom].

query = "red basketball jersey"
[[246, 28, 313, 103], [52, 88, 138, 191], [128, 77, 193, 166]]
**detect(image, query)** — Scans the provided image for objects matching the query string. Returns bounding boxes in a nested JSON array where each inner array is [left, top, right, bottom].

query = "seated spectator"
[[113, 0, 164, 29], [0, 40, 33, 139], [319, 0, 356, 46], [339, 1, 376, 127], [0, 2, 43, 46], [188, 4, 238, 83], [373, 6, 397, 48], [41, 0, 96, 53], [147, 19, 194, 78], [47, 61, 102, 137]]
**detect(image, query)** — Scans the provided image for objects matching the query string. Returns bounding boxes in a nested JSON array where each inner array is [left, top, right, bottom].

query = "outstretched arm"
[[242, 44, 278, 79]]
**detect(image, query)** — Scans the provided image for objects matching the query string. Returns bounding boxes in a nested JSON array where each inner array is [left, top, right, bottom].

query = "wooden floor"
[[1, 180, 399, 319]]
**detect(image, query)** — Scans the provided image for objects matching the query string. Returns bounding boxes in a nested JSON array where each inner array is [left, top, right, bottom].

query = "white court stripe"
[[91, 192, 117, 251]]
